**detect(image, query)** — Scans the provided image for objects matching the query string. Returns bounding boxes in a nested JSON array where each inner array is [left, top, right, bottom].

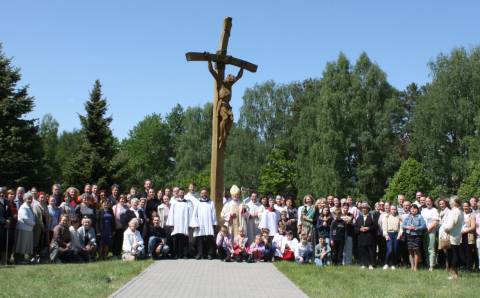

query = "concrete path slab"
[[111, 259, 308, 298]]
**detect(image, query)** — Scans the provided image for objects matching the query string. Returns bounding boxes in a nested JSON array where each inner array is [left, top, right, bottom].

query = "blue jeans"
[[315, 256, 329, 266], [385, 232, 398, 266], [296, 250, 313, 264], [148, 236, 169, 257]]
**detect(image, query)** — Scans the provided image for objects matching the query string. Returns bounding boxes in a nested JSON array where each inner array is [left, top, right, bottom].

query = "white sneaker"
[[360, 265, 366, 269], [368, 265, 374, 270], [390, 266, 396, 270], [383, 264, 389, 270]]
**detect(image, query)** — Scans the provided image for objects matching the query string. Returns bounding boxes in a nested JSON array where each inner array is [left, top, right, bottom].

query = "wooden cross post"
[[185, 17, 257, 222]]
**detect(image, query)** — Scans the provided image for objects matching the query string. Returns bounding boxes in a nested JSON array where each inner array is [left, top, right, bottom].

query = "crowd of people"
[[1, 180, 479, 280]]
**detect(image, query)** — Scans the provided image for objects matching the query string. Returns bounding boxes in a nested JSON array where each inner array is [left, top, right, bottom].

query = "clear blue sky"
[[1, 1, 479, 139]]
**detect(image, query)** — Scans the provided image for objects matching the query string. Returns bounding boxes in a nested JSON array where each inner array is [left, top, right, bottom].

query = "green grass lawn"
[[0, 259, 152, 298], [275, 262, 480, 298]]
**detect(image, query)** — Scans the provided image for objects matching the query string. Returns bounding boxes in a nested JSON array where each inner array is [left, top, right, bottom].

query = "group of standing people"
[[1, 182, 479, 280]]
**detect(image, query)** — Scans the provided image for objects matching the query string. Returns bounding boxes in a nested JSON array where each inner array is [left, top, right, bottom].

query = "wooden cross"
[[185, 17, 257, 220]]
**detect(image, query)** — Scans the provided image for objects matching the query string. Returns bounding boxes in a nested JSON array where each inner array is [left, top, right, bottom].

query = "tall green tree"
[[121, 114, 172, 188], [166, 103, 185, 157], [64, 80, 116, 188], [239, 80, 296, 148], [293, 53, 403, 200], [384, 158, 431, 202], [457, 163, 480, 201], [294, 56, 351, 198], [170, 103, 212, 187], [39, 113, 60, 187], [0, 44, 44, 187], [258, 148, 297, 196], [55, 129, 83, 181], [349, 53, 403, 200], [410, 47, 480, 192], [224, 125, 265, 189]]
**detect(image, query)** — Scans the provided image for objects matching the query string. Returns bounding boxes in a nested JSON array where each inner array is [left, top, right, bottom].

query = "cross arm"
[[185, 52, 258, 73]]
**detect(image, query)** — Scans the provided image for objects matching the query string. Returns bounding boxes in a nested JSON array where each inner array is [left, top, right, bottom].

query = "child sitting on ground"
[[281, 231, 299, 261], [272, 223, 287, 260], [314, 236, 331, 267], [233, 227, 249, 262], [261, 229, 273, 262], [216, 225, 233, 262], [248, 235, 265, 263], [296, 232, 313, 264]]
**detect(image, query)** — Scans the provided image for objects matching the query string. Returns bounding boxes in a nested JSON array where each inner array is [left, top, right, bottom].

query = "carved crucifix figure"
[[185, 17, 257, 221], [207, 55, 243, 148]]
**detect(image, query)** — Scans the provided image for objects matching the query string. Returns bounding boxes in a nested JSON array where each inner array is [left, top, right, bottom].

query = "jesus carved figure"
[[207, 56, 244, 148]]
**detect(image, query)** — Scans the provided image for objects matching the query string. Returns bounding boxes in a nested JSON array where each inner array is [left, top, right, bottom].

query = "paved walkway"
[[111, 259, 308, 298]]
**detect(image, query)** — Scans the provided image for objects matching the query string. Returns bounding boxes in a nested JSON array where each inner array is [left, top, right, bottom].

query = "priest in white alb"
[[166, 189, 192, 258], [190, 188, 217, 259], [185, 183, 200, 255], [241, 191, 264, 244]]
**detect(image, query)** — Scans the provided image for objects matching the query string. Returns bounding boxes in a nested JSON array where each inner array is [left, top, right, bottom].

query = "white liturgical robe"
[[166, 199, 193, 236], [190, 198, 217, 237]]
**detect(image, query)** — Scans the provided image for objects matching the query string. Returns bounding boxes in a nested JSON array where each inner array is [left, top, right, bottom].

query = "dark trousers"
[[460, 234, 474, 271], [447, 244, 461, 270], [217, 246, 232, 261], [332, 239, 345, 265], [376, 235, 386, 266], [172, 234, 188, 258], [359, 245, 375, 267], [195, 235, 215, 258], [352, 233, 359, 263], [112, 229, 124, 257], [437, 249, 448, 269]]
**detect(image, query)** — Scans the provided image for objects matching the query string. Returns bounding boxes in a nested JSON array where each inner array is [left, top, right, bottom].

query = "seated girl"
[[261, 229, 273, 262], [233, 228, 249, 262], [248, 235, 265, 263]]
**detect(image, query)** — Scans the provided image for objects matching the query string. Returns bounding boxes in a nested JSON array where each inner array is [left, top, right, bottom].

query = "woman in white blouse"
[[122, 218, 144, 261], [443, 196, 464, 280]]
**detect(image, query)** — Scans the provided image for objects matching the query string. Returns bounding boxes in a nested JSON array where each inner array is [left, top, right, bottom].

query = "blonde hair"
[[65, 187, 79, 201], [303, 194, 313, 204]]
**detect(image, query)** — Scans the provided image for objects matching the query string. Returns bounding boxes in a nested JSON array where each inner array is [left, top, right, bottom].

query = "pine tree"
[[0, 44, 44, 187], [65, 80, 116, 189]]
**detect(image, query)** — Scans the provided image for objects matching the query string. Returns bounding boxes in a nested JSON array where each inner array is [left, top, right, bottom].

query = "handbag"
[[438, 232, 450, 250], [468, 233, 475, 245]]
